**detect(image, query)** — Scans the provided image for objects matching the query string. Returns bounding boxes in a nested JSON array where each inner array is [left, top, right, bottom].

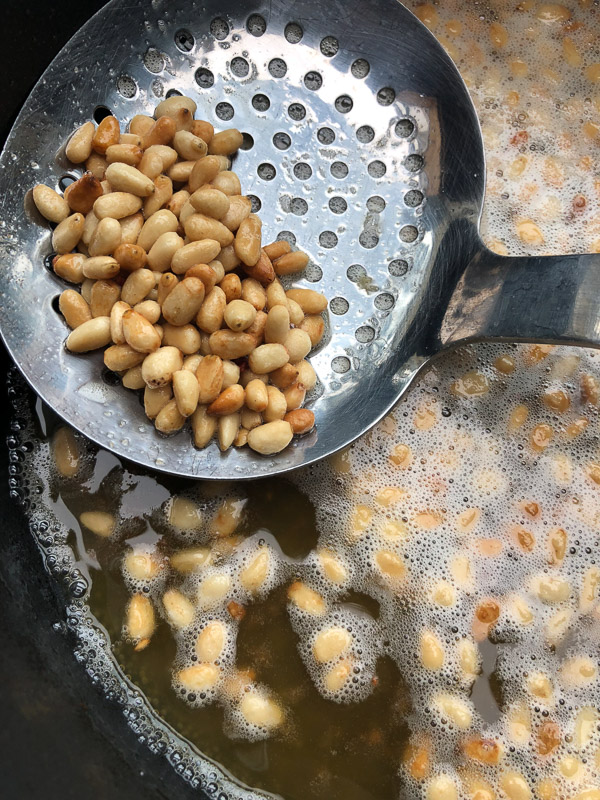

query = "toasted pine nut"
[[143, 383, 172, 419], [196, 355, 224, 404], [183, 354, 203, 373], [283, 382, 306, 411], [110, 300, 130, 344], [284, 409, 315, 434], [104, 344, 145, 371], [220, 273, 242, 303], [90, 279, 120, 317], [142, 346, 183, 387], [91, 115, 120, 154], [105, 143, 143, 166], [52, 212, 85, 254], [162, 277, 206, 326], [245, 379, 269, 412], [157, 272, 178, 306], [286, 288, 327, 314], [263, 240, 291, 261], [146, 231, 184, 272], [243, 248, 275, 284], [184, 263, 218, 293], [168, 189, 190, 218], [94, 191, 142, 220], [211, 170, 241, 196], [189, 188, 230, 219], [191, 404, 216, 447], [171, 239, 221, 274], [188, 155, 224, 192], [122, 309, 161, 353], [300, 314, 325, 346], [52, 426, 80, 476], [143, 174, 173, 217], [264, 305, 290, 343], [105, 162, 155, 197], [196, 286, 226, 333], [137, 209, 178, 251], [65, 121, 95, 163], [241, 278, 267, 311], [283, 328, 312, 363], [220, 361, 240, 390], [121, 268, 156, 305], [53, 252, 86, 283], [31, 184, 69, 223], [223, 299, 256, 332], [185, 213, 234, 247], [220, 194, 252, 231], [218, 412, 240, 451], [129, 115, 154, 138], [208, 384, 245, 416], [85, 152, 108, 180], [162, 323, 201, 354], [208, 128, 243, 156], [219, 244, 241, 272], [66, 316, 111, 352], [264, 385, 287, 421], [122, 365, 145, 389], [119, 211, 144, 244], [155, 397, 186, 433], [269, 363, 299, 389], [59, 289, 92, 328], [235, 214, 262, 266], [155, 93, 196, 121], [88, 216, 122, 256], [241, 408, 262, 430], [209, 330, 255, 361], [113, 243, 146, 272], [64, 172, 104, 213], [172, 369, 200, 417], [192, 120, 214, 144], [141, 116, 176, 149], [248, 343, 289, 374], [81, 279, 94, 303], [273, 250, 310, 276]]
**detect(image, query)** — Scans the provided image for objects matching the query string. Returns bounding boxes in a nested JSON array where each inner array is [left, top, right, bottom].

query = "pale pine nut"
[[284, 409, 315, 434], [66, 316, 111, 352], [155, 95, 197, 124], [183, 354, 202, 373], [246, 310, 267, 344], [196, 620, 226, 661], [105, 143, 143, 166], [188, 155, 223, 192], [121, 268, 156, 305], [90, 279, 120, 317], [210, 170, 240, 196], [185, 213, 234, 247], [105, 162, 155, 197], [122, 365, 145, 390], [196, 286, 227, 333], [143, 174, 173, 217], [266, 279, 287, 309], [155, 397, 186, 433], [88, 216, 122, 256], [265, 305, 290, 343], [245, 379, 269, 412], [208, 128, 243, 155], [168, 189, 190, 218], [138, 149, 163, 179], [219, 244, 241, 272], [119, 134, 140, 145], [287, 298, 304, 325], [64, 173, 104, 213], [53, 253, 86, 283], [133, 300, 161, 324], [220, 273, 242, 303], [142, 346, 183, 387], [91, 115, 120, 154], [288, 581, 326, 615], [313, 627, 351, 662], [110, 300, 131, 344], [419, 630, 445, 669], [81, 279, 94, 303], [162, 277, 206, 326], [191, 404, 217, 447], [52, 426, 80, 477], [122, 310, 162, 353], [170, 239, 221, 274], [59, 289, 92, 328], [52, 212, 85, 254], [189, 188, 231, 220], [241, 407, 263, 429], [249, 343, 289, 374], [221, 360, 240, 389], [218, 412, 240, 450], [118, 212, 144, 245], [264, 386, 287, 421], [283, 328, 312, 363], [137, 209, 178, 251], [144, 384, 172, 419], [104, 344, 145, 371], [234, 214, 262, 266], [163, 589, 195, 629], [223, 299, 256, 332], [427, 776, 458, 800], [273, 250, 310, 275], [157, 272, 178, 306], [241, 278, 267, 310], [177, 664, 220, 691], [144, 144, 179, 171], [80, 510, 115, 538], [173, 370, 200, 417], [65, 121, 95, 163], [434, 693, 473, 729], [167, 161, 194, 183], [286, 288, 328, 314], [93, 191, 142, 220], [239, 691, 283, 730], [173, 130, 208, 160], [220, 195, 252, 231], [162, 323, 201, 354], [269, 363, 299, 389]]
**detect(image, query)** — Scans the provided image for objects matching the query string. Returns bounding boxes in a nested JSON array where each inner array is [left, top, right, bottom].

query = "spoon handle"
[[440, 248, 600, 350]]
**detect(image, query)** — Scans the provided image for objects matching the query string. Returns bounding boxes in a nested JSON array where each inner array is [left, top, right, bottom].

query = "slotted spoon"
[[1, 0, 600, 480]]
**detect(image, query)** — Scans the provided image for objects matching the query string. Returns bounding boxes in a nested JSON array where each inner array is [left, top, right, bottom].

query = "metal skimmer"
[[1, 0, 600, 480]]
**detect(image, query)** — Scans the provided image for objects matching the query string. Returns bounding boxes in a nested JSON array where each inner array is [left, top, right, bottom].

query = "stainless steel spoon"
[[1, 0, 599, 480]]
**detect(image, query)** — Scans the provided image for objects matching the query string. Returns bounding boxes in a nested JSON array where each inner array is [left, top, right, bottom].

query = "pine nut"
[[218, 412, 241, 450], [234, 214, 262, 266], [273, 250, 310, 275], [66, 121, 95, 163], [52, 426, 80, 477], [94, 191, 142, 220], [189, 188, 230, 219], [191, 404, 217, 447], [85, 152, 108, 180], [88, 216, 122, 256], [168, 189, 190, 218], [142, 346, 183, 387], [210, 170, 240, 196], [207, 384, 245, 416], [126, 593, 155, 650], [283, 328, 312, 363], [140, 116, 176, 150], [220, 273, 242, 303], [196, 620, 226, 661], [157, 272, 178, 306], [105, 162, 156, 196], [208, 128, 243, 155], [220, 195, 252, 231], [173, 369, 200, 417], [119, 212, 144, 245], [264, 305, 290, 344], [122, 365, 145, 390], [80, 510, 115, 537], [90, 279, 120, 317], [105, 143, 143, 166], [121, 268, 156, 305], [266, 279, 287, 309], [264, 386, 287, 421], [192, 120, 214, 144], [171, 239, 221, 274], [173, 130, 208, 160], [269, 363, 299, 389], [245, 379, 269, 412], [143, 174, 173, 217], [64, 172, 104, 213], [299, 314, 325, 347], [104, 344, 145, 371], [221, 360, 240, 388], [284, 409, 315, 434], [52, 212, 85, 254], [133, 300, 161, 324], [223, 299, 256, 331], [122, 309, 161, 353], [162, 277, 206, 326], [241, 278, 267, 310], [248, 343, 289, 374], [283, 382, 306, 411], [137, 209, 178, 251], [162, 323, 201, 354], [53, 252, 86, 283], [185, 213, 234, 247], [59, 289, 92, 328], [155, 397, 186, 433], [219, 244, 241, 272], [287, 298, 305, 325], [243, 248, 275, 284], [286, 288, 328, 314], [188, 155, 223, 192], [143, 384, 172, 419], [66, 316, 111, 352]]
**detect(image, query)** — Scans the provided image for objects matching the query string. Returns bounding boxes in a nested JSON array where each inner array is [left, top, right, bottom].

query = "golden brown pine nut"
[[286, 288, 327, 314], [110, 300, 130, 344], [112, 243, 145, 272], [105, 143, 143, 166], [121, 268, 156, 305], [247, 420, 293, 454], [90, 279, 120, 317], [234, 214, 262, 266], [59, 290, 92, 328], [248, 343, 289, 374], [263, 240, 291, 261], [142, 346, 183, 388], [118, 211, 144, 245], [184, 213, 234, 246], [242, 248, 275, 284], [173, 130, 208, 160], [188, 155, 223, 192], [144, 383, 172, 418], [300, 314, 325, 347], [273, 250, 310, 276], [196, 355, 224, 404], [264, 385, 287, 421], [146, 231, 184, 272], [283, 382, 306, 411], [161, 323, 201, 354], [156, 272, 178, 306], [32, 184, 70, 223], [129, 114, 154, 137], [218, 244, 241, 272], [172, 369, 200, 417], [88, 216, 121, 256], [66, 121, 95, 163], [208, 330, 255, 359], [53, 253, 86, 283], [162, 277, 206, 326], [207, 384, 245, 416], [85, 152, 108, 180], [141, 116, 176, 149], [94, 192, 142, 220], [81, 255, 120, 280], [105, 162, 155, 197], [155, 397, 186, 433], [138, 149, 163, 180], [266, 279, 287, 309], [283, 328, 312, 363], [66, 316, 111, 352], [196, 286, 227, 333], [220, 195, 252, 231], [191, 404, 217, 447], [185, 263, 218, 293], [269, 363, 299, 389], [241, 278, 266, 310], [122, 309, 162, 353], [284, 408, 315, 434], [220, 273, 242, 303], [52, 426, 80, 477], [189, 120, 213, 145], [52, 212, 85, 254], [144, 144, 179, 171], [265, 305, 290, 344], [81, 279, 94, 303], [91, 115, 120, 154], [143, 174, 173, 217], [208, 128, 243, 155], [245, 379, 268, 412], [167, 189, 190, 218], [189, 188, 230, 221], [137, 209, 178, 251], [211, 170, 241, 196], [223, 299, 256, 332], [104, 344, 145, 371], [64, 172, 104, 213]]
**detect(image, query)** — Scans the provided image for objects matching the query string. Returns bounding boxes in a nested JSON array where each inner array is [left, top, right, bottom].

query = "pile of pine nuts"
[[32, 95, 326, 455]]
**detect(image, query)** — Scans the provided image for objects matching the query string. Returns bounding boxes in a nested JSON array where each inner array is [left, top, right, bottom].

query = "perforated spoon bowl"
[[1, 0, 600, 480]]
